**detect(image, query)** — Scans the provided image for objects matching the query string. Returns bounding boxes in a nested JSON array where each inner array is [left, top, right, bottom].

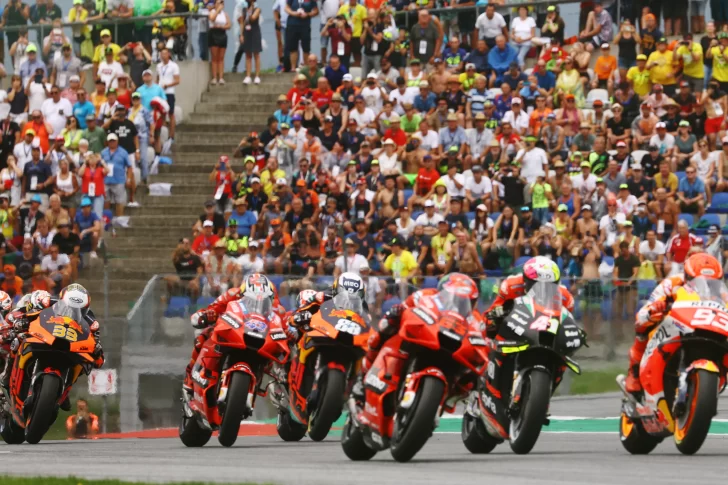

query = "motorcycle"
[[341, 289, 488, 462], [179, 295, 290, 448], [277, 292, 371, 442], [618, 277, 728, 455], [1, 301, 97, 444], [461, 281, 585, 455]]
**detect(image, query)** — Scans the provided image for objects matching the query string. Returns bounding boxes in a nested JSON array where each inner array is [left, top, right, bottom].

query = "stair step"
[[115, 226, 192, 238], [147, 175, 215, 187], [199, 92, 284, 103], [157, 164, 219, 174], [173, 133, 244, 144], [210, 83, 294, 94], [193, 103, 276, 116], [179, 114, 268, 127], [76, 278, 149, 292], [126, 204, 210, 217], [137, 193, 210, 206], [108, 257, 174, 272]]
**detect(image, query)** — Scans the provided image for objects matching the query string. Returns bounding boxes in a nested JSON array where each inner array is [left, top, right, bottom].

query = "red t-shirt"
[[416, 168, 440, 196], [311, 89, 333, 110], [383, 128, 407, 147], [287, 87, 310, 107], [666, 233, 703, 263], [191, 234, 219, 255]]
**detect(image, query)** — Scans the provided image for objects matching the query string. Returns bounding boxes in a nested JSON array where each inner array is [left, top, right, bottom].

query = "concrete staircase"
[[98, 72, 293, 352]]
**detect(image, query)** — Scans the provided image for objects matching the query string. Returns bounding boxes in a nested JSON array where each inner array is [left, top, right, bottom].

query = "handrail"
[[0, 11, 207, 34], [391, 0, 589, 17], [126, 274, 161, 322]]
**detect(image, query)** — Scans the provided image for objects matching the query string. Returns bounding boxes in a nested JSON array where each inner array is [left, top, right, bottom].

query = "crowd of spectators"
[[168, 1, 728, 310], [0, 3, 184, 300]]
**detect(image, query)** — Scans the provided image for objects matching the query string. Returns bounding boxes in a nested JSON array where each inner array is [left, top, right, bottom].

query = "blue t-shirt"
[[228, 210, 257, 238], [286, 0, 316, 29], [273, 109, 292, 126], [136, 83, 167, 111], [443, 48, 467, 69], [324, 65, 348, 91], [102, 147, 131, 185], [534, 70, 556, 91], [73, 101, 96, 129], [678, 177, 706, 200], [75, 210, 100, 232], [414, 92, 437, 114]]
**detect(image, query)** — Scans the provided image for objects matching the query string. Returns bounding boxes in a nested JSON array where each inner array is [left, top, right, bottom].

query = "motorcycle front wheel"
[[341, 414, 377, 461], [276, 410, 307, 442], [307, 368, 346, 442], [218, 372, 251, 447], [674, 369, 718, 455], [25, 374, 61, 444], [461, 412, 500, 454], [390, 376, 444, 463], [0, 415, 24, 444], [509, 368, 550, 455], [179, 407, 212, 447]]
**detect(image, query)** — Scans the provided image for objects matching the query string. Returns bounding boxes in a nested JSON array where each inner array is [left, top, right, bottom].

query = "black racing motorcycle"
[[461, 281, 586, 454]]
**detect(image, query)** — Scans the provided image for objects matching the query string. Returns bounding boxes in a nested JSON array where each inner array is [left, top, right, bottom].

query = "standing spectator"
[[22, 150, 51, 207], [475, 3, 507, 49], [647, 38, 678, 96], [97, 47, 124, 90], [129, 92, 151, 182], [51, 218, 80, 279], [639, 229, 666, 279], [285, 0, 319, 70], [613, 240, 639, 326], [7, 75, 29, 126], [337, 0, 367, 68], [30, 0, 61, 24], [240, 0, 262, 85], [20, 45, 47, 90], [510, 6, 535, 68], [50, 44, 83, 90], [78, 153, 107, 218], [318, 0, 340, 62], [101, 133, 132, 216], [0, 111, 21, 169], [207, 0, 230, 86], [3, 0, 30, 64], [42, 18, 70, 64], [410, 9, 441, 66], [81, 115, 105, 154], [204, 240, 237, 296], [124, 43, 152, 90], [157, 47, 179, 143], [41, 86, 72, 140], [136, 69, 166, 112], [41, 243, 71, 289], [325, 17, 353, 70]]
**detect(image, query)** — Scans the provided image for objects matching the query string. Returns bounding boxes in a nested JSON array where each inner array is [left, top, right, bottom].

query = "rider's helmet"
[[15, 294, 31, 311], [332, 272, 366, 301], [0, 291, 13, 318], [59, 284, 90, 310], [240, 273, 275, 304], [438, 272, 479, 307], [684, 253, 724, 281], [296, 289, 317, 309], [28, 290, 52, 312], [523, 256, 561, 292]]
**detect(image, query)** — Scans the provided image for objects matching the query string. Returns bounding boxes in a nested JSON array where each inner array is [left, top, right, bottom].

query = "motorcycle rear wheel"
[[308, 368, 345, 442], [619, 412, 660, 454], [674, 369, 718, 455], [25, 375, 60, 444], [390, 376, 444, 463], [218, 372, 251, 447], [461, 412, 499, 454], [276, 410, 307, 442], [0, 415, 25, 444], [179, 409, 212, 447], [509, 368, 550, 455], [341, 414, 377, 461]]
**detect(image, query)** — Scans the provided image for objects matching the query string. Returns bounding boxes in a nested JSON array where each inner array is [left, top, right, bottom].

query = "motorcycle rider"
[[625, 252, 722, 393], [183, 273, 278, 396], [289, 273, 369, 331], [483, 256, 575, 336]]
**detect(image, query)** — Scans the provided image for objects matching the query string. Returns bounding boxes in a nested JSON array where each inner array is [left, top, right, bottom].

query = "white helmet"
[[15, 294, 31, 311], [60, 284, 90, 310], [296, 289, 317, 309], [29, 290, 52, 312], [0, 291, 12, 318], [333, 272, 365, 300]]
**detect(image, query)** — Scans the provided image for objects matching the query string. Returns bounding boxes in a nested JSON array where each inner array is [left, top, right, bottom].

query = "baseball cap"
[[107, 133, 118, 141], [512, 97, 522, 105], [553, 160, 565, 168], [424, 200, 435, 208], [580, 161, 591, 168], [679, 120, 690, 127], [343, 73, 353, 82], [619, 183, 629, 190], [271, 218, 281, 226], [142, 69, 153, 76], [472, 165, 483, 172], [80, 197, 92, 208], [446, 113, 458, 121], [601, 43, 610, 49], [131, 92, 141, 99], [100, 29, 111, 37], [250, 177, 261, 184], [632, 163, 643, 170], [582, 204, 592, 211], [708, 224, 720, 234], [636, 54, 647, 61], [203, 220, 214, 228], [466, 63, 476, 70], [419, 80, 429, 88], [722, 135, 728, 145], [26, 44, 38, 53], [557, 204, 568, 212], [616, 141, 627, 148], [656, 122, 666, 129], [366, 72, 377, 80], [276, 178, 287, 185], [593, 99, 604, 107], [248, 240, 259, 248], [521, 206, 531, 212]]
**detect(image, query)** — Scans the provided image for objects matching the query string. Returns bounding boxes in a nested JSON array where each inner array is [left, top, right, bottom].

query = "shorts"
[[681, 74, 702, 92], [596, 78, 609, 89], [166, 94, 176, 115], [350, 36, 362, 57], [209, 28, 228, 49], [662, 84, 677, 96], [106, 183, 127, 205], [618, 57, 634, 70], [216, 197, 232, 213], [680, 201, 701, 213], [719, 81, 728, 94], [705, 116, 723, 134], [713, 0, 728, 22], [663, 0, 687, 18], [286, 25, 312, 54]]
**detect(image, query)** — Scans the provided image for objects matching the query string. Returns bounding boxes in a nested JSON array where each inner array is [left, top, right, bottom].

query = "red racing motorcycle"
[[341, 288, 488, 462], [179, 294, 290, 447]]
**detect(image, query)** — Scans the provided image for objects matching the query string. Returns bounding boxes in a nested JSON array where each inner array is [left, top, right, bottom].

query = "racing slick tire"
[[674, 369, 718, 455], [307, 368, 346, 442], [509, 368, 550, 455], [462, 412, 500, 454], [25, 374, 60, 444], [390, 376, 444, 462], [218, 372, 251, 447]]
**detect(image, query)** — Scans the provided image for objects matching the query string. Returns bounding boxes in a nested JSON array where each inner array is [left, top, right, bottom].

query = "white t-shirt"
[[639, 239, 666, 262], [320, 0, 340, 22], [41, 98, 73, 138], [28, 82, 51, 113], [334, 253, 369, 276], [13, 142, 35, 173], [470, 217, 494, 240], [502, 110, 529, 135], [515, 147, 548, 184], [396, 217, 416, 238], [360, 86, 385, 112], [572, 173, 598, 200], [349, 108, 376, 132], [236, 254, 265, 276], [511, 16, 536, 41], [649, 133, 676, 156], [599, 214, 620, 246], [363, 275, 382, 307], [417, 130, 440, 152], [157, 60, 181, 95], [691, 151, 718, 179], [378, 152, 401, 173], [389, 88, 416, 116], [442, 173, 466, 198], [415, 212, 444, 230], [476, 12, 506, 39], [616, 194, 639, 216], [465, 176, 493, 199], [41, 252, 70, 272], [97, 60, 124, 90]]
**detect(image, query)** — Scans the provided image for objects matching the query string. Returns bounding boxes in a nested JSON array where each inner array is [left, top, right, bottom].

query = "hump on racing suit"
[[290, 272, 368, 328]]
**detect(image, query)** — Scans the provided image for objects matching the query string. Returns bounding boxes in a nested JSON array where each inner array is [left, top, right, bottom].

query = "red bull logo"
[[48, 316, 83, 333]]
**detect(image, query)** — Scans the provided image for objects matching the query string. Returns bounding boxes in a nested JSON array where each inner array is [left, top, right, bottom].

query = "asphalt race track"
[[2, 394, 728, 485]]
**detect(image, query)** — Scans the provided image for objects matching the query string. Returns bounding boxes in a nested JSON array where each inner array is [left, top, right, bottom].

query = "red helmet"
[[684, 253, 723, 281], [438, 273, 479, 304]]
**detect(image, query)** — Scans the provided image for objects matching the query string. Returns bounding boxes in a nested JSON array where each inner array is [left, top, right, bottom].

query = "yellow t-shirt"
[[459, 73, 476, 91], [68, 7, 90, 38], [711, 46, 728, 82], [654, 172, 678, 193], [626, 66, 651, 97], [337, 4, 368, 37], [92, 43, 121, 64], [384, 250, 418, 278], [647, 50, 676, 86], [260, 168, 286, 196], [676, 43, 704, 79], [431, 233, 456, 263]]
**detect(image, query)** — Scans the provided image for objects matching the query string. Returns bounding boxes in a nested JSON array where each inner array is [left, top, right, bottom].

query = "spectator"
[[613, 240, 639, 324], [510, 6, 535, 68], [168, 238, 203, 298], [263, 218, 292, 274], [51, 218, 80, 278], [381, 235, 418, 281], [489, 35, 518, 84], [334, 238, 368, 277], [73, 196, 100, 258], [192, 219, 220, 255], [285, 0, 319, 69], [19, 44, 46, 88], [639, 228, 666, 279], [579, 1, 613, 52], [44, 193, 68, 231], [77, 153, 107, 219], [41, 243, 71, 289], [208, 0, 230, 86], [157, 47, 179, 143], [41, 86, 72, 140], [101, 133, 132, 217], [204, 240, 237, 297], [475, 4, 507, 50], [0, 264, 23, 298], [136, 69, 166, 113], [81, 115, 106, 154], [665, 219, 702, 275], [410, 9, 441, 66], [677, 165, 706, 217], [237, 240, 264, 277], [705, 224, 728, 267], [97, 47, 125, 91]]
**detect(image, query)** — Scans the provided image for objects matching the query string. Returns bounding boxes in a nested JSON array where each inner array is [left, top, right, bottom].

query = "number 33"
[[52, 325, 78, 342]]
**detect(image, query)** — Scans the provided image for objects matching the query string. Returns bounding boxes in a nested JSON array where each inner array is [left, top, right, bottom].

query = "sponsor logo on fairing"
[[564, 330, 580, 337], [481, 392, 497, 414], [270, 332, 287, 340], [365, 372, 387, 392], [221, 313, 241, 329], [565, 339, 581, 348]]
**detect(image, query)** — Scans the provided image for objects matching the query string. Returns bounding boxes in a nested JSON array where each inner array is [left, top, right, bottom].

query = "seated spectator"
[[705, 225, 728, 266], [677, 166, 706, 217], [30, 264, 55, 293], [0, 264, 23, 299], [263, 219, 291, 274], [41, 243, 72, 291], [665, 219, 703, 275], [334, 238, 368, 278], [591, 43, 617, 91], [639, 229, 666, 279], [488, 35, 518, 83], [192, 220, 220, 256], [51, 219, 80, 280], [381, 236, 418, 281], [74, 197, 101, 258], [14, 239, 40, 282]]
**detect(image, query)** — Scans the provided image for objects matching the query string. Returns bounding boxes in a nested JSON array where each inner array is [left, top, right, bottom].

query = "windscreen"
[[436, 289, 472, 317], [526, 281, 562, 314], [51, 300, 84, 326], [241, 295, 272, 316], [685, 277, 728, 306], [333, 292, 364, 315]]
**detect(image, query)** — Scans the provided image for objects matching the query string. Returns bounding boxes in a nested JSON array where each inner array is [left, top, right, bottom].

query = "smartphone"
[[34, 74, 42, 83]]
